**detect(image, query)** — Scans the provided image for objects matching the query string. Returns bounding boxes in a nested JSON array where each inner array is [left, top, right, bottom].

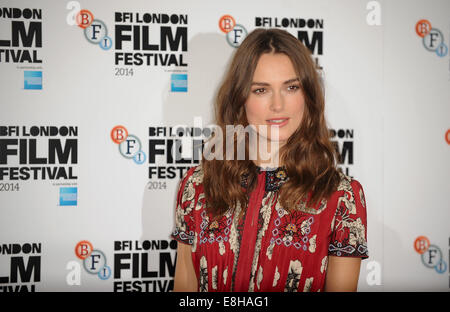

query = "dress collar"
[[241, 166, 289, 191]]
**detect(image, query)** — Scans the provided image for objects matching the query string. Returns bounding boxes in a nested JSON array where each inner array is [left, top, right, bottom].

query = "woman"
[[171, 28, 368, 292]]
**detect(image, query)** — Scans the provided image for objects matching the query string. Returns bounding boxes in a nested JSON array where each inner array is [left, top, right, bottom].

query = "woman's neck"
[[251, 138, 285, 168]]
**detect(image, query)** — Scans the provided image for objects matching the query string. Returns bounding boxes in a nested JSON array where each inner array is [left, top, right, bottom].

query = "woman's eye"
[[287, 85, 300, 91], [253, 88, 266, 94]]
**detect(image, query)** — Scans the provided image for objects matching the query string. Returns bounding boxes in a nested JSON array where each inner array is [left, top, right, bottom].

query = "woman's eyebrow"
[[251, 77, 299, 86], [283, 77, 300, 84], [250, 81, 270, 86]]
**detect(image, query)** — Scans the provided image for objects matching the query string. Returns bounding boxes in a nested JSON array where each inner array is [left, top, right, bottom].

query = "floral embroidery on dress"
[[273, 266, 280, 287], [199, 210, 233, 247], [308, 234, 317, 253], [328, 176, 368, 258], [303, 277, 313, 292], [229, 201, 243, 291], [298, 198, 328, 215], [240, 167, 289, 191], [284, 260, 303, 292], [172, 166, 205, 245], [212, 265, 218, 290], [267, 200, 316, 258], [191, 165, 204, 185], [265, 167, 288, 191], [320, 256, 328, 274], [223, 267, 228, 286], [359, 188, 366, 209], [199, 256, 208, 292], [256, 265, 263, 290]]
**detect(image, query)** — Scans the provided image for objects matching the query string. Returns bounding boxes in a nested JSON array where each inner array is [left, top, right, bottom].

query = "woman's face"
[[245, 53, 305, 147]]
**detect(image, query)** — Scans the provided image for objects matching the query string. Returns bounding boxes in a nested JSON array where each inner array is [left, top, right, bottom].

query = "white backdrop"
[[0, 0, 449, 292]]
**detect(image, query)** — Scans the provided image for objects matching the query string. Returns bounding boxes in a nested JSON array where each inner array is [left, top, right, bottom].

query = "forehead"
[[252, 53, 297, 82]]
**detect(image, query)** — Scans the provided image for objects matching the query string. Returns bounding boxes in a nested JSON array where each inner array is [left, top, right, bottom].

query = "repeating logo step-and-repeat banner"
[[0, 0, 449, 292]]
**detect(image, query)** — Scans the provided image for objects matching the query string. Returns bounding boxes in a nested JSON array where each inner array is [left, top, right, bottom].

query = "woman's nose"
[[270, 91, 284, 112]]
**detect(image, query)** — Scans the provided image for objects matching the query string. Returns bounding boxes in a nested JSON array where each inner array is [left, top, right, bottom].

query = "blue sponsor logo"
[[60, 187, 77, 206], [24, 71, 42, 90], [171, 74, 187, 92]]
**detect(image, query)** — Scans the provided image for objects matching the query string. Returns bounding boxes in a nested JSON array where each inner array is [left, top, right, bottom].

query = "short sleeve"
[[171, 166, 199, 245], [328, 179, 369, 259]]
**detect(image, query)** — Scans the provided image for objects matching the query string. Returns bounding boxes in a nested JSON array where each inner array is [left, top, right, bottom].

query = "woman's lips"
[[266, 118, 289, 127]]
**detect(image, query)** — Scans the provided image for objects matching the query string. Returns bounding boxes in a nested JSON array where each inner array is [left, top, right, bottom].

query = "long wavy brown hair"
[[202, 28, 342, 216]]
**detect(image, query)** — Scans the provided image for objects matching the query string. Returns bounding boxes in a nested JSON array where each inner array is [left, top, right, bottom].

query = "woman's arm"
[[173, 242, 198, 292], [324, 256, 362, 292]]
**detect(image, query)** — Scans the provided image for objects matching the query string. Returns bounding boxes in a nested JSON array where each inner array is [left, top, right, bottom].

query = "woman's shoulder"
[[336, 170, 364, 195], [172, 164, 204, 245], [176, 164, 205, 203], [180, 163, 204, 187], [333, 170, 367, 212], [175, 164, 205, 217]]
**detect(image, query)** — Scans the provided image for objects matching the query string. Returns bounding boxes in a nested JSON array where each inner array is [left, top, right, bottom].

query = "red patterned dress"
[[171, 164, 368, 292]]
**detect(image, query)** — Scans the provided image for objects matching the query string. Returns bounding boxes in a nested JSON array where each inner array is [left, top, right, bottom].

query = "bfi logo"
[[111, 125, 146, 165], [66, 240, 111, 286], [414, 236, 448, 275], [66, 2, 113, 50], [415, 19, 448, 58], [218, 14, 247, 48]]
